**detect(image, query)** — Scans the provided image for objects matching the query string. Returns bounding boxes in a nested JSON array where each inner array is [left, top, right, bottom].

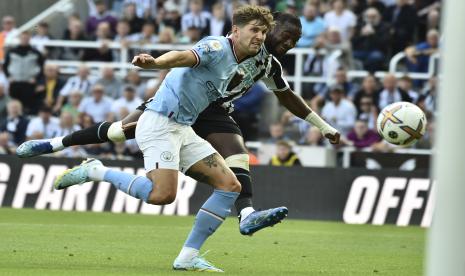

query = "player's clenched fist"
[[132, 53, 157, 68]]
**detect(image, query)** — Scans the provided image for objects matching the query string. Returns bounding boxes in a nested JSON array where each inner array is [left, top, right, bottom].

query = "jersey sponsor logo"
[[160, 151, 174, 162]]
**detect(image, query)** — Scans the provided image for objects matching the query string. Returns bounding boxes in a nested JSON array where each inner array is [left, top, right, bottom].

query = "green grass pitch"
[[0, 208, 425, 275]]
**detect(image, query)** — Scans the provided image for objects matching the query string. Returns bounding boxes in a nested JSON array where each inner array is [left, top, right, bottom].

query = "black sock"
[[231, 167, 253, 215], [62, 122, 111, 147]]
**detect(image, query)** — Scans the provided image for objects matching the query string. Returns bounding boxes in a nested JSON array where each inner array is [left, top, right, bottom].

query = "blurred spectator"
[[35, 64, 65, 110], [0, 16, 17, 63], [144, 69, 169, 100], [417, 76, 437, 116], [79, 113, 112, 156], [162, 1, 182, 33], [181, 0, 211, 38], [416, 120, 434, 149], [0, 100, 28, 145], [417, 3, 440, 40], [281, 109, 313, 144], [30, 22, 53, 57], [3, 31, 44, 115], [353, 74, 378, 111], [86, 0, 118, 36], [60, 16, 87, 60], [124, 69, 147, 99], [311, 67, 358, 111], [283, 0, 298, 15], [231, 82, 266, 141], [78, 84, 113, 123], [54, 65, 94, 112], [0, 84, 10, 126], [352, 7, 390, 72], [296, 3, 326, 48], [111, 86, 143, 120], [0, 68, 8, 92], [95, 67, 123, 98], [116, 0, 158, 19], [82, 22, 113, 61], [398, 75, 419, 103], [404, 29, 439, 75], [266, 122, 291, 143], [209, 2, 232, 37], [111, 141, 134, 160], [300, 126, 324, 146], [269, 140, 301, 166], [321, 84, 357, 136], [128, 22, 159, 55], [352, 0, 387, 17], [377, 73, 411, 110], [113, 19, 131, 61], [121, 2, 146, 34], [383, 0, 417, 54], [342, 118, 380, 148], [61, 91, 83, 122], [305, 27, 353, 85], [357, 95, 378, 130], [323, 0, 357, 42], [275, 0, 304, 14], [180, 26, 203, 43], [25, 105, 61, 140], [0, 132, 14, 154], [56, 111, 81, 137]]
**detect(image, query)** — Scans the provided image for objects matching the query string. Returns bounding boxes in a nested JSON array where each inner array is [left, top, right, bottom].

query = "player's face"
[[265, 25, 301, 57], [234, 20, 268, 55]]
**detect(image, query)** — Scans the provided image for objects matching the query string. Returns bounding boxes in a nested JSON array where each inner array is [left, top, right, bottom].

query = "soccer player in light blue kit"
[[53, 5, 274, 272]]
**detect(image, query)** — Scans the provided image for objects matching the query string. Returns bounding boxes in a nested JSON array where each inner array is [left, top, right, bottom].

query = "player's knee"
[[224, 176, 241, 193], [147, 192, 176, 205], [107, 121, 126, 142]]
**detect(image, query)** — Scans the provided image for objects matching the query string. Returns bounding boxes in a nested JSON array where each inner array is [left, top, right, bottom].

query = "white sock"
[[240, 207, 255, 221], [50, 137, 65, 151], [87, 163, 109, 181], [177, 247, 199, 261]]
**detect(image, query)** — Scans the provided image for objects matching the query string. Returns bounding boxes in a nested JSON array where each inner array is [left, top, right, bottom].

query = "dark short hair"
[[329, 84, 344, 92], [276, 140, 292, 149], [39, 105, 52, 113], [273, 12, 301, 30], [232, 5, 275, 31], [124, 86, 135, 92]]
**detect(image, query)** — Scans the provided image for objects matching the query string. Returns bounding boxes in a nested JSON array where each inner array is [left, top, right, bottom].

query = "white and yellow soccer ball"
[[376, 102, 427, 147]]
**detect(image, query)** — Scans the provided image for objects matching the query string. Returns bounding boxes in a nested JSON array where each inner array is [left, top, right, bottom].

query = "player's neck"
[[231, 39, 248, 63]]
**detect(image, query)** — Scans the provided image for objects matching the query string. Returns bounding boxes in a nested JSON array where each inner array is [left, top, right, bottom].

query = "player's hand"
[[132, 54, 157, 68], [322, 126, 340, 144]]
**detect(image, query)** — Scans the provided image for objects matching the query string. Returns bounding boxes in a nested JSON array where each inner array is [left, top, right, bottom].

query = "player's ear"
[[231, 25, 239, 36]]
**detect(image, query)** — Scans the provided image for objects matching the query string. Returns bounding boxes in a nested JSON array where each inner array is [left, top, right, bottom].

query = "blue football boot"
[[239, 206, 288, 235], [16, 139, 54, 158]]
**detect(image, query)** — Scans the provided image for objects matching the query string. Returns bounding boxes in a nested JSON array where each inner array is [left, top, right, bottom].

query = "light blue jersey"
[[145, 36, 241, 125]]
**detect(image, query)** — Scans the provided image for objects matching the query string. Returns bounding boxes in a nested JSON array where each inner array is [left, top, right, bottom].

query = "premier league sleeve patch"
[[208, 40, 223, 51]]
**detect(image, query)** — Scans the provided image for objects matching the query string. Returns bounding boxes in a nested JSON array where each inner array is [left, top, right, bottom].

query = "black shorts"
[[136, 101, 242, 139], [193, 104, 243, 139]]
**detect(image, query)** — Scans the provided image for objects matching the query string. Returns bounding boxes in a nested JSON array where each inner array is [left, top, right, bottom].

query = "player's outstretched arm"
[[132, 51, 197, 70], [274, 89, 340, 144]]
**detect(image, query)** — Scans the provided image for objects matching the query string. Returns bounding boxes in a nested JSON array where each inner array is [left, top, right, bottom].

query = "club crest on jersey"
[[161, 151, 174, 162]]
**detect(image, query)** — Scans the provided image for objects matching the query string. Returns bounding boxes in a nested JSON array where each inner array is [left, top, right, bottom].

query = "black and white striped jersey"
[[215, 45, 290, 111]]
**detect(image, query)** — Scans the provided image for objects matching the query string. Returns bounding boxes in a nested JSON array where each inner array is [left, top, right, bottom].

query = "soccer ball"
[[376, 102, 427, 147]]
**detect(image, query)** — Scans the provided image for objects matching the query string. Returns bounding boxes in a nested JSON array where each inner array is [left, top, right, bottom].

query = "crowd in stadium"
[[0, 0, 439, 164]]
